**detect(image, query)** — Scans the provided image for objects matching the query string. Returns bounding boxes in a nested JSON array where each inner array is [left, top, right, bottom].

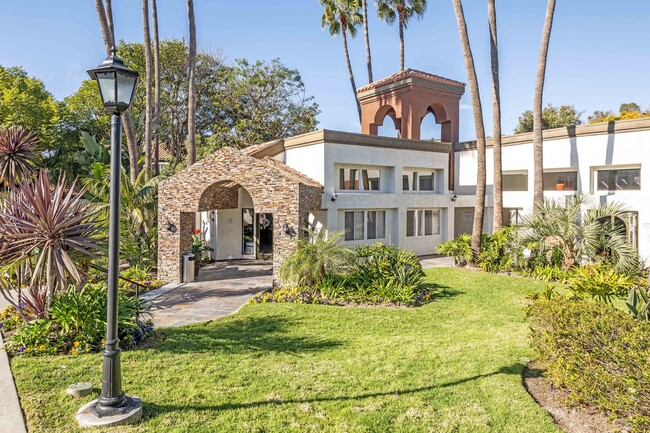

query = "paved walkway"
[[148, 260, 273, 328], [419, 254, 454, 269], [0, 290, 27, 433]]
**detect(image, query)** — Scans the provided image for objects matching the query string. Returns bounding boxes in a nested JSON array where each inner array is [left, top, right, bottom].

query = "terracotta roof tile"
[[357, 69, 465, 93]]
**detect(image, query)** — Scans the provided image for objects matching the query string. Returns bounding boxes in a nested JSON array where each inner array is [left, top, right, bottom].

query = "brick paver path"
[[148, 260, 272, 328]]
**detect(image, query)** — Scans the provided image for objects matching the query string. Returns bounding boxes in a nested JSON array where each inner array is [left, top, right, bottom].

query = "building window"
[[367, 211, 386, 240], [543, 170, 577, 191], [406, 209, 440, 237], [503, 171, 528, 192], [345, 210, 386, 241], [339, 167, 381, 191], [596, 168, 640, 191], [403, 170, 435, 191]]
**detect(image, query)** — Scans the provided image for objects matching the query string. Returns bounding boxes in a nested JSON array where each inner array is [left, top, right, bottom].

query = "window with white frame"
[[595, 167, 640, 191], [406, 209, 440, 237], [339, 167, 381, 191], [503, 171, 528, 191], [402, 170, 435, 191], [344, 210, 386, 241]]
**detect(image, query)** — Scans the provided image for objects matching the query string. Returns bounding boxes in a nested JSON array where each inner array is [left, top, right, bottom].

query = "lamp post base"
[[76, 395, 142, 428]]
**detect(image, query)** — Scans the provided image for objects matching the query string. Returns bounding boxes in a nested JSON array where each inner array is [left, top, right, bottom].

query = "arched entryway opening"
[[158, 146, 323, 284], [375, 106, 401, 137], [420, 108, 442, 141]]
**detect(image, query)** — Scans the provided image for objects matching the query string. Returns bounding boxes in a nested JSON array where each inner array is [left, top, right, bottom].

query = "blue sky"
[[1, 1, 649, 142]]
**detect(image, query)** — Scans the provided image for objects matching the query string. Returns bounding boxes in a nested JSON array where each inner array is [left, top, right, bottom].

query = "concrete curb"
[[0, 334, 27, 433], [139, 282, 184, 301]]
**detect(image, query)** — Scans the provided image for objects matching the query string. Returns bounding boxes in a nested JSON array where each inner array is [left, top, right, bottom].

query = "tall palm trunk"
[[533, 0, 557, 211], [452, 0, 487, 261], [186, 0, 197, 165], [488, 0, 502, 231], [142, 0, 153, 180], [94, 0, 140, 183], [152, 0, 161, 175], [398, 14, 405, 71], [341, 29, 362, 123], [362, 0, 373, 83]]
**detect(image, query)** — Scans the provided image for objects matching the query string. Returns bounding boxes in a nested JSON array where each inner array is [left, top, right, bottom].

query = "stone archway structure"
[[357, 69, 465, 189], [158, 146, 323, 283]]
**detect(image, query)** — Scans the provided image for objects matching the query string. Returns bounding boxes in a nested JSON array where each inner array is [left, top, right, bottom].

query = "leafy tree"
[[201, 59, 320, 155], [321, 0, 363, 122], [514, 104, 583, 134], [63, 80, 110, 142], [0, 66, 58, 136], [376, 0, 427, 71], [587, 109, 614, 123], [619, 102, 641, 113]]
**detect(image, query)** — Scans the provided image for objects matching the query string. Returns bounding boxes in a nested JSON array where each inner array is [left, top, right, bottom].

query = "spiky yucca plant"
[[0, 127, 38, 188], [0, 170, 104, 306]]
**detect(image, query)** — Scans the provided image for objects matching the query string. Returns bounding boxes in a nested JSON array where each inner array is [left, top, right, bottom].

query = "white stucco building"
[[189, 70, 650, 273]]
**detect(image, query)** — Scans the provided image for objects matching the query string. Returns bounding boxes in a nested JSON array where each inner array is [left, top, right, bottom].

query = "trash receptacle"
[[183, 253, 195, 283]]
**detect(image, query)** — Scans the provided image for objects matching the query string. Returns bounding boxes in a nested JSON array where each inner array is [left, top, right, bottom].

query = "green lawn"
[[11, 268, 561, 433]]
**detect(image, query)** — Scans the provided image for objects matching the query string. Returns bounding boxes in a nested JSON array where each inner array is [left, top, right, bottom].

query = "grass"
[[10, 268, 561, 432]]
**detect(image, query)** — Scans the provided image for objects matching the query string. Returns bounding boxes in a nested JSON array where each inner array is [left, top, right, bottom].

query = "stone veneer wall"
[[158, 146, 323, 283]]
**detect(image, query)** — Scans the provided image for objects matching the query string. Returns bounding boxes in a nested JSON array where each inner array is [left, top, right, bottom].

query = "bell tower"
[[356, 69, 465, 188]]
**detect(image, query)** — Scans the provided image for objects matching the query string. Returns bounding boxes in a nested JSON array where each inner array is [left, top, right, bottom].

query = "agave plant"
[[518, 194, 639, 273], [0, 126, 38, 188], [0, 170, 104, 306]]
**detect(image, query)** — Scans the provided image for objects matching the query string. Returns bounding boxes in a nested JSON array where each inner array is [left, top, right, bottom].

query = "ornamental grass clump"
[[526, 298, 650, 431]]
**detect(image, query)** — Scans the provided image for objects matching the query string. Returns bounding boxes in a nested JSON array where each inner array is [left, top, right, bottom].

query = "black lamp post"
[[78, 47, 142, 425]]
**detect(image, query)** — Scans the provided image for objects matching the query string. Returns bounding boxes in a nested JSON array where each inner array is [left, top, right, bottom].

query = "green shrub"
[[568, 264, 635, 304], [345, 243, 425, 304], [436, 233, 472, 266], [627, 284, 650, 321], [526, 298, 650, 431], [249, 286, 335, 305], [6, 282, 153, 356], [529, 265, 572, 283], [477, 228, 515, 273]]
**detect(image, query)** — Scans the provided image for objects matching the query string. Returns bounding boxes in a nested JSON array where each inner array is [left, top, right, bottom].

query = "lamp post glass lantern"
[[77, 47, 142, 426]]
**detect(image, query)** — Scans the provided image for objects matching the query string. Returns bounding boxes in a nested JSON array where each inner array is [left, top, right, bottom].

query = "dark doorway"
[[256, 213, 273, 257]]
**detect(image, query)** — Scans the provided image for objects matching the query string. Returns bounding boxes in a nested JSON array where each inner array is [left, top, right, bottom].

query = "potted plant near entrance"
[[191, 229, 213, 276]]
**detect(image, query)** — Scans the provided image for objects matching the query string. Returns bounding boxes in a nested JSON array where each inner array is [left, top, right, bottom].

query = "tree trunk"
[[186, 0, 197, 166], [488, 0, 503, 232], [105, 0, 115, 46], [362, 0, 373, 83], [142, 0, 153, 180], [94, 0, 140, 183], [341, 30, 362, 123], [399, 15, 405, 71], [452, 0, 487, 262], [152, 0, 161, 175], [533, 0, 557, 212]]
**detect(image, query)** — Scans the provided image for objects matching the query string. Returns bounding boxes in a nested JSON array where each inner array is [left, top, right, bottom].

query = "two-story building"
[[157, 69, 650, 283]]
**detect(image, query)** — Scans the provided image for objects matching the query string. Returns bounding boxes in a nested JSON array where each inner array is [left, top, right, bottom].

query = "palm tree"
[[451, 0, 487, 262], [533, 0, 557, 211], [362, 0, 374, 83], [93, 0, 141, 183], [376, 0, 427, 71], [519, 194, 639, 273], [152, 0, 161, 175], [321, 0, 363, 122], [488, 0, 503, 232], [279, 230, 354, 287], [0, 127, 37, 189], [186, 0, 197, 166], [142, 0, 153, 180]]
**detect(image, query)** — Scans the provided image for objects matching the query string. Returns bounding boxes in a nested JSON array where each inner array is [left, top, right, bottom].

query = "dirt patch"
[[523, 363, 631, 433]]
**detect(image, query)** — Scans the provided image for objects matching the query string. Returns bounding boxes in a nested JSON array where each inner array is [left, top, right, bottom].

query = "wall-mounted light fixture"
[[331, 192, 338, 202], [166, 220, 177, 233], [450, 194, 458, 202], [282, 223, 297, 239]]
